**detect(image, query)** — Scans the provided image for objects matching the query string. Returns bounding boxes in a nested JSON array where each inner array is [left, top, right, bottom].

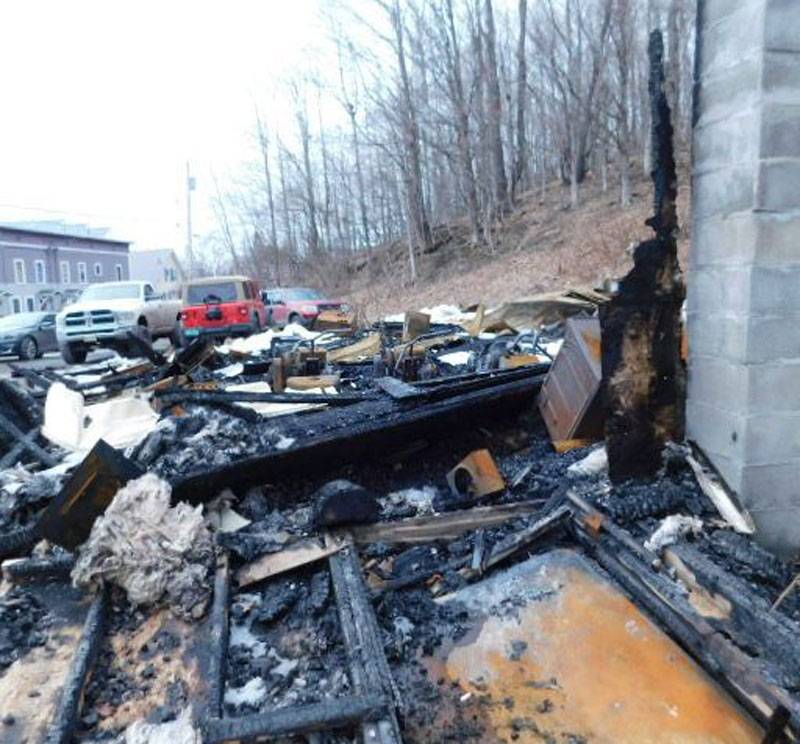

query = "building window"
[[13, 259, 26, 284], [60, 260, 70, 284], [25, 297, 35, 312], [11, 297, 21, 314], [115, 264, 123, 281], [77, 262, 87, 283], [34, 259, 46, 284], [93, 262, 102, 278]]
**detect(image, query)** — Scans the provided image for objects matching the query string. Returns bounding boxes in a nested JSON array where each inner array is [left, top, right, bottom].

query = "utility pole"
[[186, 161, 195, 278]]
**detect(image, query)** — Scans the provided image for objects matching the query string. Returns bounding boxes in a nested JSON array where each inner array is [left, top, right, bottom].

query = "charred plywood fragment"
[[600, 30, 685, 481]]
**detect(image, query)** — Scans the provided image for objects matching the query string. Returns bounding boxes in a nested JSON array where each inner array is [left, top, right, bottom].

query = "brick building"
[[0, 225, 130, 316]]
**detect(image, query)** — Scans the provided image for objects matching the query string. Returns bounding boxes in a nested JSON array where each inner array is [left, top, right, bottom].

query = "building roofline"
[[0, 224, 130, 246]]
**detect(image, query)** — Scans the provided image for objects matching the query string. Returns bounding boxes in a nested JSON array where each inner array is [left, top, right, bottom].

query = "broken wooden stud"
[[44, 587, 108, 744]]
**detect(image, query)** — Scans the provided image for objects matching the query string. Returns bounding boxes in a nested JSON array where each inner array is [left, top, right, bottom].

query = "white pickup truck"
[[56, 281, 182, 363]]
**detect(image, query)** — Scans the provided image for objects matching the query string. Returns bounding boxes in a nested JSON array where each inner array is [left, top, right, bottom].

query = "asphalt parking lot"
[[0, 340, 172, 379]]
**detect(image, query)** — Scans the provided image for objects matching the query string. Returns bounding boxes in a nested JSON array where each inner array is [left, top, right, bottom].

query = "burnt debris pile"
[[0, 252, 799, 737]]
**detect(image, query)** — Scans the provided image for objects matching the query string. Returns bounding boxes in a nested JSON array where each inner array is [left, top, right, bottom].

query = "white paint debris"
[[218, 506, 251, 533], [226, 381, 336, 418], [438, 350, 472, 366], [71, 473, 214, 618], [644, 515, 704, 554], [217, 362, 244, 378], [276, 435, 295, 450], [123, 707, 201, 744], [384, 305, 476, 326], [544, 339, 564, 358], [385, 486, 437, 516], [567, 446, 608, 478], [42, 383, 159, 452], [224, 677, 268, 707]]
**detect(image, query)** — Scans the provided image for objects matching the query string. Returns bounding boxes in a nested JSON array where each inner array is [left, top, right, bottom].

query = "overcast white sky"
[[0, 0, 327, 256]]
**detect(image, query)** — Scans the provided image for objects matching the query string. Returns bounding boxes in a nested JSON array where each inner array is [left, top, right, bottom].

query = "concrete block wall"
[[688, 0, 800, 556]]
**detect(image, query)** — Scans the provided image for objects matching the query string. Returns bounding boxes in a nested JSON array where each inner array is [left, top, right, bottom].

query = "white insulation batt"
[[72, 473, 215, 619], [122, 707, 201, 744], [42, 382, 159, 452]]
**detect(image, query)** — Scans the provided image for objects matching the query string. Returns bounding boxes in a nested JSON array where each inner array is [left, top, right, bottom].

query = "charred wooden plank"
[[329, 542, 403, 742], [206, 554, 230, 720], [171, 371, 547, 504], [43, 588, 108, 744], [202, 694, 385, 743]]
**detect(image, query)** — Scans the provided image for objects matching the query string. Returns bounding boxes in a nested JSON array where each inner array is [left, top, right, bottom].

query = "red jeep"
[[179, 276, 268, 342]]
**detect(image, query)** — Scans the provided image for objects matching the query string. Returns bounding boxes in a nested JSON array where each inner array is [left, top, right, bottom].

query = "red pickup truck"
[[179, 276, 268, 341], [261, 287, 350, 328]]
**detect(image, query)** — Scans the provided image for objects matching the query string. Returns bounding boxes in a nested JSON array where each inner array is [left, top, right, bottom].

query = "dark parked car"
[[0, 312, 58, 360], [261, 287, 350, 328]]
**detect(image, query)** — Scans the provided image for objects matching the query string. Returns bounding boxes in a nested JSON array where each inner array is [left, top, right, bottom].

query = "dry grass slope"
[[339, 165, 691, 320]]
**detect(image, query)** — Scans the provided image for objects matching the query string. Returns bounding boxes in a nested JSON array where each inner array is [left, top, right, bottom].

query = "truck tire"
[[252, 313, 262, 334], [61, 343, 88, 365]]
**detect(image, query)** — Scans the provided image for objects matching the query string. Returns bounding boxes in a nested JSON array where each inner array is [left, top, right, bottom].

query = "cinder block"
[[753, 213, 800, 266], [742, 411, 800, 465], [703, 0, 760, 27], [746, 499, 800, 558], [700, 5, 763, 78], [765, 0, 800, 54], [687, 355, 750, 415], [686, 401, 745, 491], [746, 314, 800, 363], [694, 110, 761, 171], [687, 266, 752, 316], [759, 103, 800, 159], [749, 265, 800, 315], [748, 361, 800, 410], [762, 50, 800, 101], [755, 160, 800, 211], [685, 311, 748, 362], [692, 166, 756, 221], [695, 61, 761, 131], [689, 211, 757, 268]]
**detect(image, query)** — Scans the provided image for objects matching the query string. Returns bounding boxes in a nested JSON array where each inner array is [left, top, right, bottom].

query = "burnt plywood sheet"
[[538, 318, 604, 445], [0, 582, 89, 744], [423, 549, 762, 743]]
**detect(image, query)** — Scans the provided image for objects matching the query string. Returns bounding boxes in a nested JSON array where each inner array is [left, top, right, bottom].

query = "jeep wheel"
[[288, 312, 300, 326], [252, 313, 262, 333], [17, 336, 37, 361], [61, 343, 88, 365]]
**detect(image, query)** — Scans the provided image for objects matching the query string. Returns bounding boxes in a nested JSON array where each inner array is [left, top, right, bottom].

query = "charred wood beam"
[[349, 499, 548, 545], [202, 694, 386, 743], [0, 522, 44, 561], [154, 389, 372, 407], [668, 543, 800, 688], [0, 377, 43, 425], [573, 523, 800, 735], [600, 30, 685, 482], [329, 544, 403, 742], [171, 371, 546, 504], [206, 554, 230, 721], [0, 411, 57, 468], [2, 554, 75, 583], [44, 588, 108, 744], [460, 504, 572, 580]]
